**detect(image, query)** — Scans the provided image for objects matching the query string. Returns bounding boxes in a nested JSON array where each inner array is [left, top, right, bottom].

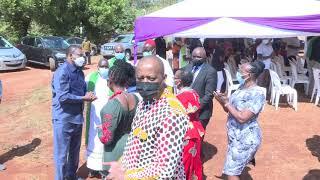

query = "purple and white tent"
[[134, 0, 320, 40], [133, 0, 320, 62]]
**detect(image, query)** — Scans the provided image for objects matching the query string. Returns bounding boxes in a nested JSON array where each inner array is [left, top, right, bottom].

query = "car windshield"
[[42, 37, 70, 49], [0, 37, 13, 49], [112, 35, 133, 43]]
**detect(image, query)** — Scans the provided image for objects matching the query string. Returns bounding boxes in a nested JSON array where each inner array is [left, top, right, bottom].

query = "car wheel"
[[49, 57, 56, 71], [125, 50, 131, 60]]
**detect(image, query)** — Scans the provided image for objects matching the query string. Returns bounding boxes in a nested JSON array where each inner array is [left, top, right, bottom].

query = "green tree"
[[0, 0, 36, 42]]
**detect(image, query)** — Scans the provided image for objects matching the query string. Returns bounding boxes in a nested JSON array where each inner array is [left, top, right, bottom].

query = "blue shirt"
[[51, 62, 86, 124]]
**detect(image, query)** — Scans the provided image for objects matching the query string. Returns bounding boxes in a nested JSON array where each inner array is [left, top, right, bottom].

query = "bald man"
[[184, 47, 217, 129], [142, 39, 175, 91], [85, 58, 112, 176], [108, 44, 129, 68], [105, 55, 189, 179]]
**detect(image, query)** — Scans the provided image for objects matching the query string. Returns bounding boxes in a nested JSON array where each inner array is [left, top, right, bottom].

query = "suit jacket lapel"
[[192, 64, 207, 88]]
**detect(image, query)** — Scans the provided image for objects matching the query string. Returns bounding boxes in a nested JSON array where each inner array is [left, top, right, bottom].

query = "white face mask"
[[74, 57, 85, 67]]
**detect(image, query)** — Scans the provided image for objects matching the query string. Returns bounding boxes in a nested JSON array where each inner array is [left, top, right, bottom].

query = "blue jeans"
[[53, 120, 82, 180]]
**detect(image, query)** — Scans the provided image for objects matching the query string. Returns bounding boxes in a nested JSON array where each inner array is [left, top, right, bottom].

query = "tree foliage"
[[0, 0, 178, 43]]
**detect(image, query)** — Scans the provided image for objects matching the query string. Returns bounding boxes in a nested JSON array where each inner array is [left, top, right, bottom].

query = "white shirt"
[[192, 63, 204, 82], [257, 43, 273, 69], [85, 73, 110, 171], [156, 55, 175, 87]]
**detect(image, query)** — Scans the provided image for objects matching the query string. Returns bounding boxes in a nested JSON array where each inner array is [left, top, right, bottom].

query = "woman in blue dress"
[[215, 61, 266, 180]]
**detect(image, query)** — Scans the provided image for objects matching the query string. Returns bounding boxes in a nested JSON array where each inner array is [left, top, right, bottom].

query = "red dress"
[[176, 88, 205, 180]]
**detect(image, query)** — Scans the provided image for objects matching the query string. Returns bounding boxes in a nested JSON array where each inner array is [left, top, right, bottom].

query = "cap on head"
[[144, 39, 156, 47]]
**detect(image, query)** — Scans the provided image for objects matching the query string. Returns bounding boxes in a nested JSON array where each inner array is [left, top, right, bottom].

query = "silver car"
[[101, 33, 145, 60], [0, 36, 27, 71]]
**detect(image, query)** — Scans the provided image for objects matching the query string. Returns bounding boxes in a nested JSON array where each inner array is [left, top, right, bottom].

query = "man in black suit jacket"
[[184, 47, 217, 129]]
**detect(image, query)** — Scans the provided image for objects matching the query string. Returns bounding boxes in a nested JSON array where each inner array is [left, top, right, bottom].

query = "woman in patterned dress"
[[215, 61, 266, 180], [175, 69, 205, 180]]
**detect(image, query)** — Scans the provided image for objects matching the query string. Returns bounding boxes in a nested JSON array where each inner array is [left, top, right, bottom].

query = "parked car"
[[63, 37, 98, 55], [0, 36, 27, 71], [17, 36, 69, 71], [100, 33, 146, 60]]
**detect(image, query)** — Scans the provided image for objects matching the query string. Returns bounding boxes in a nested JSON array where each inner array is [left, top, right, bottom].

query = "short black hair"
[[108, 60, 135, 87], [66, 45, 81, 56], [179, 69, 194, 87], [249, 61, 265, 78]]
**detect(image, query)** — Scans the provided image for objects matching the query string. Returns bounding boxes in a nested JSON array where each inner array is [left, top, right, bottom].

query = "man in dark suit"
[[184, 47, 217, 129]]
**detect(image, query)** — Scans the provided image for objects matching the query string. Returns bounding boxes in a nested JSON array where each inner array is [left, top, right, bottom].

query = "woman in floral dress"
[[215, 61, 266, 180]]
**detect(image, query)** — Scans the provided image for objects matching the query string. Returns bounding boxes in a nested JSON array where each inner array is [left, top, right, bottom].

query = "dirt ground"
[[0, 56, 320, 180]]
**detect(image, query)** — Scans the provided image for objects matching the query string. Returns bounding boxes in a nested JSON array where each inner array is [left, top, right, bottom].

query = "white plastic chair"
[[275, 55, 291, 75], [296, 57, 308, 75], [289, 61, 309, 95], [224, 62, 237, 82], [273, 61, 292, 85], [269, 70, 298, 111], [310, 68, 320, 105], [227, 56, 238, 78], [224, 68, 240, 97]]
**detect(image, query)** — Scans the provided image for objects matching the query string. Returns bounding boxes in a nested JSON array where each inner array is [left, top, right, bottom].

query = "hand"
[[83, 92, 97, 102], [102, 162, 125, 180], [214, 92, 229, 106]]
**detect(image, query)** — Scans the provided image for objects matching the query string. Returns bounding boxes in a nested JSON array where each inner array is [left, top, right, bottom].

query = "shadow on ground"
[[303, 169, 320, 180], [306, 135, 320, 161], [0, 138, 41, 164], [202, 141, 218, 163]]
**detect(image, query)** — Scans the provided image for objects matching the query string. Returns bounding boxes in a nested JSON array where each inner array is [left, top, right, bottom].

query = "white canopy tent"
[[136, 0, 320, 39]]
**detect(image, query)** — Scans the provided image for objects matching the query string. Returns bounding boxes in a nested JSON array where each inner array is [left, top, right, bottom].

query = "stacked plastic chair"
[[269, 70, 298, 111]]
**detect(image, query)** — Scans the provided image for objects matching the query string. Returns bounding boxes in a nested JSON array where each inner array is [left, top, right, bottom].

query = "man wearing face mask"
[[256, 38, 273, 89], [184, 47, 217, 129], [104, 55, 189, 179], [108, 44, 129, 68], [84, 58, 112, 177], [142, 39, 175, 92], [52, 45, 97, 180]]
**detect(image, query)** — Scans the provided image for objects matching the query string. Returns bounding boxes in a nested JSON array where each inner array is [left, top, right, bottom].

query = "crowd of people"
[[52, 36, 316, 180]]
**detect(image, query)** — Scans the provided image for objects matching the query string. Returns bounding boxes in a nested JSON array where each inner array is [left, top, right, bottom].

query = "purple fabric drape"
[[133, 14, 320, 64], [237, 14, 320, 33]]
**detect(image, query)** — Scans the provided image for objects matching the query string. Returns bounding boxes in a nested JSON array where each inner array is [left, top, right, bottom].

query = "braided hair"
[[108, 60, 135, 87]]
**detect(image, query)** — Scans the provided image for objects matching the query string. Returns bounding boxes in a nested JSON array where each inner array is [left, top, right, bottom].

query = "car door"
[[27, 37, 36, 61], [34, 38, 46, 63], [20, 37, 32, 60]]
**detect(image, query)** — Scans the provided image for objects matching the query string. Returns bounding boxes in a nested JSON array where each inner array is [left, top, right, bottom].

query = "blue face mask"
[[143, 51, 153, 57], [99, 68, 109, 80], [236, 72, 248, 85], [115, 52, 125, 60]]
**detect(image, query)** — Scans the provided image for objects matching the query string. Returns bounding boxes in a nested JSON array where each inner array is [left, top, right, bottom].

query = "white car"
[[0, 36, 27, 71]]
